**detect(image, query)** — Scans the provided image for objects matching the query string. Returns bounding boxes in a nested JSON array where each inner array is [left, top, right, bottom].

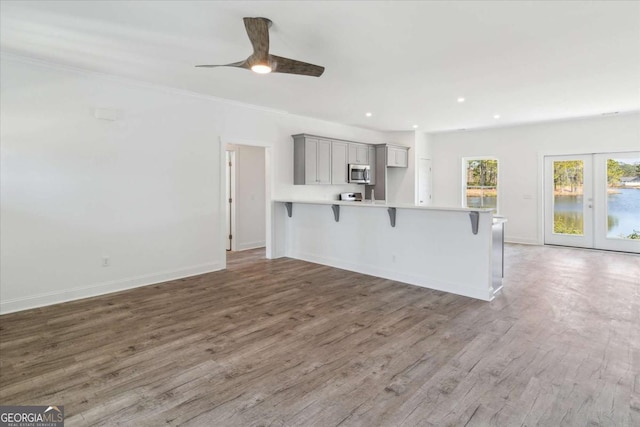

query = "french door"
[[544, 152, 640, 253]]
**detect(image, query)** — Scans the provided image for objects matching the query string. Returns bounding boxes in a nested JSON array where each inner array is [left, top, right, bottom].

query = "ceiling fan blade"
[[270, 55, 325, 77], [195, 60, 249, 69], [243, 17, 270, 59]]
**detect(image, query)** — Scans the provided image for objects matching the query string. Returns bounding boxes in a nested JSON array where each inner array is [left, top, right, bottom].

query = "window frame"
[[461, 156, 500, 213]]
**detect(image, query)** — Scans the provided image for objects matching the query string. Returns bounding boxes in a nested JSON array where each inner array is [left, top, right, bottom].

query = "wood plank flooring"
[[1, 244, 639, 426]]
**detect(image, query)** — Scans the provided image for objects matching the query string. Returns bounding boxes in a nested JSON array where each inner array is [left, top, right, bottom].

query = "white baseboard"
[[269, 248, 287, 259], [504, 236, 540, 245], [289, 251, 492, 301], [236, 241, 266, 251], [0, 262, 224, 315]]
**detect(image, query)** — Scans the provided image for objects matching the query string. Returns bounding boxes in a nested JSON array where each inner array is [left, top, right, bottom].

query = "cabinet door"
[[386, 147, 396, 167], [331, 141, 349, 185], [348, 143, 369, 165], [316, 138, 332, 184], [394, 148, 408, 167], [305, 138, 319, 184], [387, 147, 408, 167], [368, 145, 376, 185]]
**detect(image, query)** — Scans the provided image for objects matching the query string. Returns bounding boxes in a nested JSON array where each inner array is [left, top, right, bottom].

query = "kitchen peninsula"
[[273, 200, 505, 301]]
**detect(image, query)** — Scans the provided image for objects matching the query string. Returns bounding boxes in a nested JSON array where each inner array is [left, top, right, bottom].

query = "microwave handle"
[[364, 168, 370, 182]]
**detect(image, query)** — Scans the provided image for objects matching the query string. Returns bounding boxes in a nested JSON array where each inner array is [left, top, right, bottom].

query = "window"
[[463, 158, 498, 211]]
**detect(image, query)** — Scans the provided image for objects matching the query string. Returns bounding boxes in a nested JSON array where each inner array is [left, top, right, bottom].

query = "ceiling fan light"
[[251, 64, 272, 74]]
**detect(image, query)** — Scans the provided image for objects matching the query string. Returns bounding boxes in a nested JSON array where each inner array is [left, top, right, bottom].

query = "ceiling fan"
[[196, 17, 325, 77]]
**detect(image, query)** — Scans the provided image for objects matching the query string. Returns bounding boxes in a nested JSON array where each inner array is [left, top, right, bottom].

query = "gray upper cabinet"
[[293, 134, 383, 185], [348, 143, 369, 165], [293, 135, 332, 185], [331, 141, 349, 185], [387, 145, 409, 168], [368, 145, 376, 185]]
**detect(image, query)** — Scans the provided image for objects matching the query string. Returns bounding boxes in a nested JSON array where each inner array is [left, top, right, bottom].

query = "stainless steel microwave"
[[348, 164, 370, 184]]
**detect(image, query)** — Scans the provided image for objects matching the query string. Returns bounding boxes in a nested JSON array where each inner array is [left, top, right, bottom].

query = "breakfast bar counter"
[[272, 200, 505, 301]]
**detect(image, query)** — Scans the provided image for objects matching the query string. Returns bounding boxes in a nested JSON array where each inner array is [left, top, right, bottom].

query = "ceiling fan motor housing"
[[196, 17, 325, 77]]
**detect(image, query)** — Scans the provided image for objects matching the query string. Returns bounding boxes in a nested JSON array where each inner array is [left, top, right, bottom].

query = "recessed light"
[[412, 124, 419, 129], [493, 114, 501, 119], [365, 112, 372, 117], [457, 97, 465, 103]]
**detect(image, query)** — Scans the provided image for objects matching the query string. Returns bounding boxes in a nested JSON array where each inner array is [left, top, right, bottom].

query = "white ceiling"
[[1, 1, 639, 132]]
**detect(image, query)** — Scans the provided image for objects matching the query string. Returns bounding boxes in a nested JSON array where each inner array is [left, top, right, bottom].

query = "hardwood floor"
[[1, 245, 638, 426]]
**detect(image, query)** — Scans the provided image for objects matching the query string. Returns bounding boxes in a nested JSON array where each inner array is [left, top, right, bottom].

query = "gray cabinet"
[[368, 145, 376, 185], [293, 135, 332, 185], [348, 143, 369, 165], [387, 145, 409, 167], [331, 141, 349, 185], [293, 134, 383, 186]]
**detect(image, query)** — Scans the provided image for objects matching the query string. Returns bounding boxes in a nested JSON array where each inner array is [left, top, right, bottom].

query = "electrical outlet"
[[102, 256, 110, 267], [392, 254, 396, 263]]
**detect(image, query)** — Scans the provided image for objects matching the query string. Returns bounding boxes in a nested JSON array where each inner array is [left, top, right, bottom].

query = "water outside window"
[[606, 157, 640, 240], [552, 158, 640, 239], [465, 159, 498, 210], [546, 152, 639, 253], [553, 160, 584, 235]]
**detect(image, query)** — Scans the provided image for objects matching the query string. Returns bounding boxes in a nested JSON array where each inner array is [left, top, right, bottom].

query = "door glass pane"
[[553, 160, 584, 235], [606, 157, 640, 240], [465, 159, 498, 210]]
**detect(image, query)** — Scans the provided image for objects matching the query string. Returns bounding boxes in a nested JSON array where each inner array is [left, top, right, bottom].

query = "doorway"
[[225, 144, 267, 253], [544, 152, 640, 253]]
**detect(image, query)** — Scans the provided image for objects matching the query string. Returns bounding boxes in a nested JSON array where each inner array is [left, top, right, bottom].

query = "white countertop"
[[274, 199, 496, 213]]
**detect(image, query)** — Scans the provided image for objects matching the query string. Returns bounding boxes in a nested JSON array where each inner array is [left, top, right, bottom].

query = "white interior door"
[[544, 155, 594, 248], [225, 151, 234, 251], [545, 152, 640, 253], [418, 158, 432, 206]]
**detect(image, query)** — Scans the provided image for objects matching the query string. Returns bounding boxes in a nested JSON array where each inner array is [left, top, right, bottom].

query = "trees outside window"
[[464, 158, 498, 210]]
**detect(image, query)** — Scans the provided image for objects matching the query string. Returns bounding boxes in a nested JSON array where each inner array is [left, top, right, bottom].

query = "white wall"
[[415, 131, 431, 160], [229, 145, 266, 251], [0, 56, 388, 313], [429, 113, 640, 244]]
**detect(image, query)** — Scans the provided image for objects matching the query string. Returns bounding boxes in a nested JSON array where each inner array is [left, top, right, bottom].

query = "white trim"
[[0, 262, 224, 315], [505, 237, 540, 245], [219, 137, 274, 259], [236, 241, 267, 251], [461, 156, 500, 214], [218, 137, 228, 268], [536, 152, 545, 245]]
